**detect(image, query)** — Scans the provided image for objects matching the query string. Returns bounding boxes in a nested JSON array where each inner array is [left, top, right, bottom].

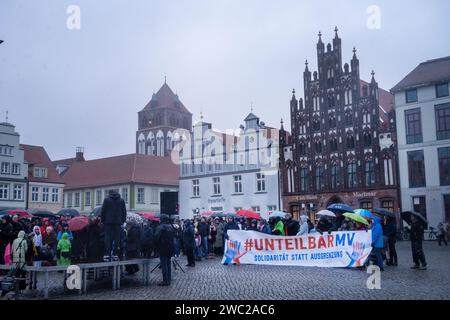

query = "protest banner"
[[222, 230, 372, 268]]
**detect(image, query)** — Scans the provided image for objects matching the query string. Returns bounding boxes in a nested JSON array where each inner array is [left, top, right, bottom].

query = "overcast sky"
[[1, 0, 449, 160]]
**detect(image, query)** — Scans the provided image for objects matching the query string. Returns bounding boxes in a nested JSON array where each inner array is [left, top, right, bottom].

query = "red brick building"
[[279, 29, 400, 220]]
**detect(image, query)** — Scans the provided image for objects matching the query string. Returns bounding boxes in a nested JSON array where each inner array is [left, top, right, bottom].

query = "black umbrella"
[[90, 206, 102, 217], [372, 208, 395, 218], [211, 212, 227, 218], [29, 208, 54, 218], [401, 211, 428, 226], [57, 208, 80, 217]]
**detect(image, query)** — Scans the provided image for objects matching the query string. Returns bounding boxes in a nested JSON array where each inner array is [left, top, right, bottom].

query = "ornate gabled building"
[[279, 29, 399, 220], [136, 81, 192, 156]]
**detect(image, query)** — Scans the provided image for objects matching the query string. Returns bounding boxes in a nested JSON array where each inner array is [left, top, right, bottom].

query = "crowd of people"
[[1, 191, 449, 288]]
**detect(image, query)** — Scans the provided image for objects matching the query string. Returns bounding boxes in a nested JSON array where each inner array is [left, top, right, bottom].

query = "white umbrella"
[[126, 211, 145, 225], [268, 211, 287, 219], [316, 209, 336, 217]]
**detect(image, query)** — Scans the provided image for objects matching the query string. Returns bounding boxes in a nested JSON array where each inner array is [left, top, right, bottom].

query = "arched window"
[[299, 167, 309, 192], [346, 135, 355, 149], [315, 166, 324, 191], [315, 140, 322, 153], [166, 131, 173, 152], [347, 161, 357, 188], [313, 119, 321, 132], [344, 89, 352, 105], [137, 134, 145, 155], [147, 132, 155, 155], [331, 164, 340, 189], [156, 130, 164, 156], [329, 116, 336, 128], [299, 142, 307, 156], [330, 138, 338, 152], [328, 95, 335, 108], [345, 111, 353, 126], [363, 132, 372, 147], [365, 160, 375, 186]]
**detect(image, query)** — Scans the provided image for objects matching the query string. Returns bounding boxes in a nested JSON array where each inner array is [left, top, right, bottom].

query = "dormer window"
[[33, 167, 48, 178]]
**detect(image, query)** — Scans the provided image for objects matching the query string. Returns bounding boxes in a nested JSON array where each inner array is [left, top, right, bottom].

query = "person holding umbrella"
[[410, 214, 427, 270]]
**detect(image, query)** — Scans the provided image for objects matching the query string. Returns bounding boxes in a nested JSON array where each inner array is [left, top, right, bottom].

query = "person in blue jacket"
[[371, 214, 384, 271]]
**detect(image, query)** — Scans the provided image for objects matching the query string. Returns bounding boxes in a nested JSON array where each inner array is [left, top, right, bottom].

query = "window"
[[42, 187, 49, 202], [381, 200, 394, 212], [435, 104, 450, 140], [1, 162, 10, 174], [287, 167, 294, 193], [328, 95, 335, 108], [233, 175, 242, 193], [31, 186, 39, 202], [211, 206, 223, 212], [67, 193, 73, 207], [212, 177, 221, 195], [96, 190, 102, 205], [436, 83, 449, 98], [192, 180, 200, 197], [137, 188, 145, 203], [12, 185, 23, 200], [331, 164, 340, 189], [299, 142, 307, 156], [347, 162, 357, 188], [330, 138, 338, 152], [84, 191, 90, 206], [0, 146, 13, 156], [344, 89, 352, 105], [300, 168, 308, 192], [315, 141, 322, 153], [405, 89, 418, 103], [315, 166, 324, 191], [52, 188, 59, 203], [313, 119, 321, 132], [363, 132, 372, 147], [405, 108, 422, 143], [329, 116, 336, 128], [313, 96, 320, 111], [364, 161, 375, 186], [251, 206, 261, 213], [33, 167, 48, 178], [360, 201, 373, 210], [267, 205, 277, 212], [74, 192, 80, 207], [346, 135, 355, 149], [0, 184, 8, 200], [234, 207, 242, 212], [444, 195, 450, 222], [256, 173, 266, 192], [11, 163, 20, 175], [412, 196, 427, 220], [122, 188, 128, 204], [438, 147, 450, 186], [151, 188, 159, 204], [345, 112, 353, 126], [408, 150, 426, 188]]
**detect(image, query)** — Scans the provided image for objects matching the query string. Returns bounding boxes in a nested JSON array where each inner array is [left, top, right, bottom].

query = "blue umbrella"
[[327, 203, 354, 213], [354, 209, 374, 220]]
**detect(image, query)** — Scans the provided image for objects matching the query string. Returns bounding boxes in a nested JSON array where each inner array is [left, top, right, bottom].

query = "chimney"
[[76, 147, 85, 161]]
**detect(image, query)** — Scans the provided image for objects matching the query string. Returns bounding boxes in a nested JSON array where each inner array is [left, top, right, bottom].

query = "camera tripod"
[[150, 256, 185, 273]]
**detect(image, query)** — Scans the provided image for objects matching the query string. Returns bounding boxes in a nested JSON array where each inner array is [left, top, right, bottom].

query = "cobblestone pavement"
[[16, 241, 450, 300]]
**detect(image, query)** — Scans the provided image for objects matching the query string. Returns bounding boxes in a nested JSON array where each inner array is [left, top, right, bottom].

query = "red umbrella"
[[7, 209, 33, 218], [201, 211, 214, 218], [141, 212, 160, 222], [236, 209, 261, 220], [68, 215, 90, 232]]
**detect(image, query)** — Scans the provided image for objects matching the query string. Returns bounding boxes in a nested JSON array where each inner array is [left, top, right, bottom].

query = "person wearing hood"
[[182, 220, 195, 267], [100, 190, 127, 261], [371, 214, 384, 271], [296, 215, 309, 236], [57, 232, 72, 266], [154, 214, 175, 286], [0, 215, 14, 264], [12, 230, 28, 266], [31, 225, 43, 267], [246, 219, 258, 231], [43, 226, 57, 263], [285, 213, 300, 236], [272, 217, 285, 236], [57, 224, 73, 242], [316, 216, 335, 234], [258, 219, 272, 235]]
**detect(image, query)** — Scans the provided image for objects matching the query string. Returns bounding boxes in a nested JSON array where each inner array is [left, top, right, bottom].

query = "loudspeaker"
[[160, 191, 179, 216]]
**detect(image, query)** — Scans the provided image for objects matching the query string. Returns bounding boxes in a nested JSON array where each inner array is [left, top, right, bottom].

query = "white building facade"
[[178, 113, 282, 220], [392, 56, 450, 228], [0, 122, 28, 209]]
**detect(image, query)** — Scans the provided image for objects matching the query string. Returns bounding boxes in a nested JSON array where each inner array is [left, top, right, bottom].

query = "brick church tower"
[[136, 81, 192, 156]]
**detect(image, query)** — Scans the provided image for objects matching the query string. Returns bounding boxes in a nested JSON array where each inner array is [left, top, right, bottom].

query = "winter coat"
[[285, 219, 299, 236], [43, 231, 57, 250], [0, 221, 14, 245], [57, 233, 72, 253], [383, 217, 397, 237], [273, 220, 285, 236], [198, 222, 210, 237], [259, 224, 272, 234], [126, 225, 141, 253], [214, 223, 224, 248], [182, 223, 195, 250], [316, 217, 334, 234], [57, 230, 73, 241], [224, 221, 239, 240], [371, 216, 384, 248], [410, 220, 425, 241], [12, 231, 28, 264], [100, 192, 127, 225], [296, 216, 309, 236], [154, 215, 175, 257], [141, 225, 154, 249]]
